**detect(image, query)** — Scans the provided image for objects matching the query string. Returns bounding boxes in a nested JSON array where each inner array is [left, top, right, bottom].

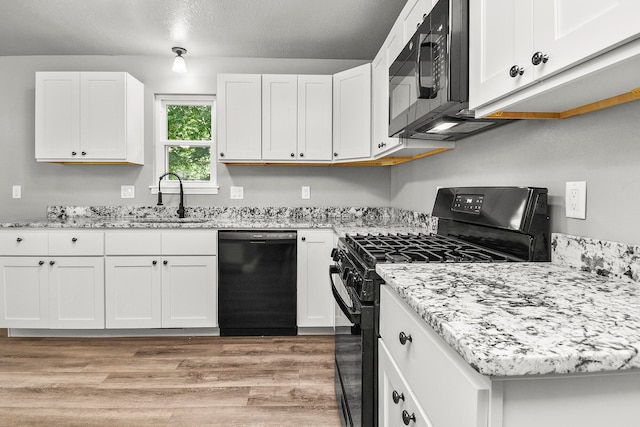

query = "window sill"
[[149, 183, 219, 195]]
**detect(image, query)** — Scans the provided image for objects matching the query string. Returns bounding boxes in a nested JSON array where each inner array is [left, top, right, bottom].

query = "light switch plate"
[[12, 185, 21, 199], [301, 186, 310, 199], [230, 186, 244, 199], [565, 181, 586, 219], [121, 185, 135, 199]]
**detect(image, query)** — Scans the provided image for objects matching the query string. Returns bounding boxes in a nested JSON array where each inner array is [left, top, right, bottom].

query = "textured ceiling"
[[0, 0, 407, 60]]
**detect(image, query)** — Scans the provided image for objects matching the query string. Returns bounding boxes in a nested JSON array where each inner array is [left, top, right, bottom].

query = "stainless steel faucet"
[[157, 172, 185, 218]]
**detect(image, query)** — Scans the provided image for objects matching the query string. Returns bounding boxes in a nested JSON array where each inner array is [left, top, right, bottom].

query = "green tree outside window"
[[166, 105, 212, 181]]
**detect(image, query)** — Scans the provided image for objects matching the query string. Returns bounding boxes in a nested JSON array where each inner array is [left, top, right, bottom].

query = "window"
[[153, 94, 218, 194]]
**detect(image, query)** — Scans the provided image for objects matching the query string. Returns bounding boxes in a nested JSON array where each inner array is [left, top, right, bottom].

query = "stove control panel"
[[451, 193, 484, 214]]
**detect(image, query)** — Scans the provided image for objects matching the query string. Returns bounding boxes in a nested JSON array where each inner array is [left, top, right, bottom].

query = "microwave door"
[[416, 32, 440, 100]]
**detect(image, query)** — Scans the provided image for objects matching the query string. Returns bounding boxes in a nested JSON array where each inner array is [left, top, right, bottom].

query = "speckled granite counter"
[[0, 206, 433, 235], [0, 216, 430, 235], [377, 262, 640, 377]]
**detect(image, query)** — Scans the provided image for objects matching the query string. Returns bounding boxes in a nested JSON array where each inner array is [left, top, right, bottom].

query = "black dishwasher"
[[218, 230, 297, 336]]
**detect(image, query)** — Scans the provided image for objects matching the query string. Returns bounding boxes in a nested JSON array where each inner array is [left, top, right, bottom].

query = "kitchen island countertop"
[[377, 262, 640, 377]]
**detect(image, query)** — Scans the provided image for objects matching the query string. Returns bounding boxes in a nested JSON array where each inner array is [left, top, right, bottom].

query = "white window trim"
[[150, 94, 219, 195]]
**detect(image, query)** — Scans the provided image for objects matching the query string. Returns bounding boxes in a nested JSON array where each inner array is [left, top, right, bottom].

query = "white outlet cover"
[[230, 186, 244, 199], [12, 185, 21, 199], [121, 185, 135, 199], [301, 186, 310, 199], [565, 181, 586, 219]]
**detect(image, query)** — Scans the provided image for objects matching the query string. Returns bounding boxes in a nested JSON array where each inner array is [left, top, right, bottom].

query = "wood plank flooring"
[[0, 334, 341, 426]]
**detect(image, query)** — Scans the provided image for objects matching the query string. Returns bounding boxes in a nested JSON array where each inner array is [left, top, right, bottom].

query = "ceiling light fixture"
[[171, 47, 187, 73]]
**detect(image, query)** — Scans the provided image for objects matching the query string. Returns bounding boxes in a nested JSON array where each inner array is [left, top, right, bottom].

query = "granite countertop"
[[377, 262, 640, 377], [0, 216, 429, 236]]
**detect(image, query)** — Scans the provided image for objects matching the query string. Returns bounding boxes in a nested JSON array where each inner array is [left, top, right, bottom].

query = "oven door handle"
[[330, 266, 361, 325]]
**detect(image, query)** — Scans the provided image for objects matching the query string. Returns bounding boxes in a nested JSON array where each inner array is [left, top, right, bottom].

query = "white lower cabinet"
[[380, 285, 640, 427], [379, 339, 433, 427], [296, 230, 335, 328], [104, 230, 217, 329], [48, 257, 104, 329], [105, 256, 161, 328], [379, 285, 490, 427], [0, 257, 49, 328], [0, 230, 105, 329]]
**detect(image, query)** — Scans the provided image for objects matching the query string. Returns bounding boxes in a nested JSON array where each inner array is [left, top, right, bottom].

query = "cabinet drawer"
[[161, 230, 217, 255], [0, 231, 48, 256], [380, 286, 490, 427], [379, 339, 433, 427], [49, 231, 104, 256], [105, 231, 162, 255]]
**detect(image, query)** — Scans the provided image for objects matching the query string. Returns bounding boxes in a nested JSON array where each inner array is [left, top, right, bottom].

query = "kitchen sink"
[[129, 217, 209, 224]]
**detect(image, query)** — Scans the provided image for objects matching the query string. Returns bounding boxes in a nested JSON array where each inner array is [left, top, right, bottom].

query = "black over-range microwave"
[[388, 0, 509, 141]]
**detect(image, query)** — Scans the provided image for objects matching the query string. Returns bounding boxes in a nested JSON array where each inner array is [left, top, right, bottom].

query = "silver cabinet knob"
[[402, 410, 416, 425], [49, 260, 55, 266], [38, 260, 45, 266], [299, 153, 304, 158], [152, 260, 157, 265], [399, 331, 413, 345], [219, 152, 225, 158], [392, 390, 405, 404], [290, 153, 295, 158], [16, 237, 23, 243], [163, 260, 168, 265], [81, 151, 87, 156], [72, 151, 77, 156], [509, 65, 525, 78], [334, 152, 338, 157], [71, 237, 78, 242], [531, 51, 549, 65]]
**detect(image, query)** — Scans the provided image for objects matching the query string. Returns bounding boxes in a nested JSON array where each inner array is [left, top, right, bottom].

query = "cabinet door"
[[297, 230, 335, 328], [533, 0, 640, 79], [161, 256, 216, 328], [217, 74, 262, 161], [105, 256, 161, 328], [469, 0, 534, 109], [0, 257, 49, 328], [80, 72, 128, 160], [400, 0, 434, 44], [262, 75, 298, 160], [35, 72, 81, 160], [332, 64, 372, 161], [379, 340, 434, 427], [48, 257, 104, 329], [372, 46, 402, 157], [298, 75, 333, 161]]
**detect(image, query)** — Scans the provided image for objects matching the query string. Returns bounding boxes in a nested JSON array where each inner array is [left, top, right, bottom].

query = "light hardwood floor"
[[0, 334, 341, 426]]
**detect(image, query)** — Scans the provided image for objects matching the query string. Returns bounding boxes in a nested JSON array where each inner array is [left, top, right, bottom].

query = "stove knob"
[[342, 267, 351, 281]]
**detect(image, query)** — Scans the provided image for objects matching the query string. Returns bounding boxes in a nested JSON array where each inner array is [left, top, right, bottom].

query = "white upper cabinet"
[[297, 75, 333, 161], [217, 74, 262, 161], [400, 0, 436, 45], [332, 63, 372, 162], [262, 74, 298, 160], [470, 0, 640, 115], [261, 75, 333, 162], [35, 72, 144, 164]]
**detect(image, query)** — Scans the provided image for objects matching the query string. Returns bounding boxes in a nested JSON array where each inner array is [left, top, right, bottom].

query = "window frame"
[[151, 94, 219, 195]]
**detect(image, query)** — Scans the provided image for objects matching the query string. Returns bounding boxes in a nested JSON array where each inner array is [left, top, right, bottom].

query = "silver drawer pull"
[[399, 331, 413, 345], [392, 390, 405, 404], [402, 410, 416, 425]]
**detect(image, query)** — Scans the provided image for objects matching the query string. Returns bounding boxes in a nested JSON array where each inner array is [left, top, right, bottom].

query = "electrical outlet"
[[120, 185, 135, 199], [230, 186, 244, 199], [301, 186, 310, 199], [565, 181, 586, 219], [12, 185, 21, 199]]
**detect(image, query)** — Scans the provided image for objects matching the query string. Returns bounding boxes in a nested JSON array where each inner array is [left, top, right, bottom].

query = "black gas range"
[[331, 186, 550, 427]]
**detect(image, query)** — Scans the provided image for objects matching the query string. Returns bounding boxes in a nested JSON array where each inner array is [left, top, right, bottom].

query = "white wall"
[[0, 55, 391, 220], [390, 100, 640, 245]]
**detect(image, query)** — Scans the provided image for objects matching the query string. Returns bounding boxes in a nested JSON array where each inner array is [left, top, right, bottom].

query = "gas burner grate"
[[345, 233, 512, 267]]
